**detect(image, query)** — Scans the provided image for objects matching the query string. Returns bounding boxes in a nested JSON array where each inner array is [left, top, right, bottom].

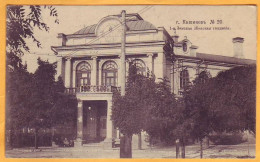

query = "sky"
[[22, 5, 257, 72]]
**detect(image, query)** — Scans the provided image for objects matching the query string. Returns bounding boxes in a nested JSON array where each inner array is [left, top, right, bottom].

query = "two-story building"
[[51, 10, 255, 148]]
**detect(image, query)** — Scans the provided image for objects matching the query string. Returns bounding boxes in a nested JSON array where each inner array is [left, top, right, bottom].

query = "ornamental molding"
[[73, 60, 93, 71]]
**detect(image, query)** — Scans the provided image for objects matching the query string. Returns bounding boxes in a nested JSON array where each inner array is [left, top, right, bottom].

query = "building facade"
[[51, 11, 255, 147]]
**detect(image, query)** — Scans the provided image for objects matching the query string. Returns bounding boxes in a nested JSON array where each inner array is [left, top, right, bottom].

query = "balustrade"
[[65, 85, 120, 95]]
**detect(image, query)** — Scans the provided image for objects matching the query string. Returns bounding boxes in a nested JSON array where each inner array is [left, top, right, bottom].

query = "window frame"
[[102, 61, 118, 86], [180, 69, 190, 89], [76, 61, 91, 87]]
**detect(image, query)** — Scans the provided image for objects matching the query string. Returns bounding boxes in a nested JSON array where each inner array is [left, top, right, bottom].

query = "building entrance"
[[83, 101, 107, 143]]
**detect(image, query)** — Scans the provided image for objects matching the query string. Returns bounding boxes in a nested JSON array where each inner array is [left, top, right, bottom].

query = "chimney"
[[172, 34, 179, 43], [57, 33, 67, 46], [190, 45, 198, 57], [232, 37, 244, 58]]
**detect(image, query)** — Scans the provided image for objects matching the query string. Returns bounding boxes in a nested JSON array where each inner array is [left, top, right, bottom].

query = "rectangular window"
[[180, 69, 189, 89]]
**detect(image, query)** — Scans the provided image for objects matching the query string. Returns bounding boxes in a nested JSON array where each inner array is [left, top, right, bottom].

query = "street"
[[5, 142, 255, 159]]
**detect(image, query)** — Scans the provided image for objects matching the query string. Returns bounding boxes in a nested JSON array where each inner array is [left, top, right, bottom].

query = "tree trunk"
[[176, 139, 180, 158], [181, 138, 185, 158], [34, 129, 38, 149], [138, 132, 142, 150], [120, 134, 132, 158], [206, 135, 210, 148], [200, 139, 203, 159], [8, 128, 14, 149]]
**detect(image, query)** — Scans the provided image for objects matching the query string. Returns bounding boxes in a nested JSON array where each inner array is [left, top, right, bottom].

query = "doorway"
[[83, 101, 107, 143]]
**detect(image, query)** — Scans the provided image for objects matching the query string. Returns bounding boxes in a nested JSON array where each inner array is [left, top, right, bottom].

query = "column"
[[155, 53, 164, 81], [173, 60, 180, 95], [103, 99, 113, 148], [56, 56, 63, 81], [106, 99, 113, 139], [72, 67, 76, 88], [75, 99, 83, 147], [91, 56, 97, 86], [147, 53, 153, 75], [65, 57, 72, 88], [170, 64, 174, 93]]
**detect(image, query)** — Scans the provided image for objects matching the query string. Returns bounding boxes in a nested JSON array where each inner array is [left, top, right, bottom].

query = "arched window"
[[131, 59, 146, 76], [180, 69, 189, 89], [76, 61, 91, 87], [102, 61, 118, 86], [183, 42, 188, 52]]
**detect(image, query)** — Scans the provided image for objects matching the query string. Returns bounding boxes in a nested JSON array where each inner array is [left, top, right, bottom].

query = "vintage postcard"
[[1, 3, 258, 160]]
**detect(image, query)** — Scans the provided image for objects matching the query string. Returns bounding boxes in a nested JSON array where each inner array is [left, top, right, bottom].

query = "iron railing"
[[65, 85, 121, 95]]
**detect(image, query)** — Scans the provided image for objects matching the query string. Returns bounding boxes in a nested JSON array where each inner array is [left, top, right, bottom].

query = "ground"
[[5, 142, 255, 159]]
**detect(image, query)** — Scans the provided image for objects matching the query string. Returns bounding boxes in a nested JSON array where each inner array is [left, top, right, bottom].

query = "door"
[[85, 106, 97, 140]]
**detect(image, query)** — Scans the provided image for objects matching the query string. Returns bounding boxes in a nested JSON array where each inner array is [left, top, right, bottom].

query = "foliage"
[[7, 59, 77, 147], [143, 78, 177, 142], [178, 65, 256, 140], [6, 5, 63, 148], [210, 65, 256, 134], [112, 64, 178, 141], [7, 65, 33, 130], [112, 65, 151, 136], [209, 133, 246, 145], [6, 5, 58, 68]]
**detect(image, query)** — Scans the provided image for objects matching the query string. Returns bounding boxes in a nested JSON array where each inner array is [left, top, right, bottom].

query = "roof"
[[110, 13, 143, 21], [74, 24, 97, 35], [196, 53, 256, 65], [73, 20, 157, 35]]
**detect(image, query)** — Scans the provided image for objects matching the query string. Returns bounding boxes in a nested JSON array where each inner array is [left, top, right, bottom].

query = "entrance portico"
[[74, 92, 116, 147]]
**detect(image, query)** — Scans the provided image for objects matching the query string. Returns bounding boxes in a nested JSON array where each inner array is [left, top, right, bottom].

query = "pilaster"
[[65, 57, 72, 88], [91, 56, 98, 86], [75, 99, 83, 147]]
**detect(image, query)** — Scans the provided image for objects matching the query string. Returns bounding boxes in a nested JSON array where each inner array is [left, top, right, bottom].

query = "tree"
[[187, 71, 214, 158], [179, 66, 256, 158], [7, 59, 77, 148], [112, 65, 151, 158], [6, 64, 33, 147], [173, 71, 214, 158], [6, 5, 58, 68], [112, 63, 178, 158], [210, 65, 256, 134], [6, 5, 59, 148], [143, 78, 177, 144]]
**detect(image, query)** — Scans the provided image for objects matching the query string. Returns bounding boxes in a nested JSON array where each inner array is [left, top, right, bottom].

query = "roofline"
[[64, 29, 159, 38], [52, 40, 165, 51], [109, 13, 143, 20], [175, 53, 256, 65]]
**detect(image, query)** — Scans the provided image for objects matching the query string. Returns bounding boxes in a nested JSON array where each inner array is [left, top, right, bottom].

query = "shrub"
[[209, 133, 246, 145]]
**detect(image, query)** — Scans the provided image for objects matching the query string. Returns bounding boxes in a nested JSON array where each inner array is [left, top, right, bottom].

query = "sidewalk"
[[5, 142, 255, 158]]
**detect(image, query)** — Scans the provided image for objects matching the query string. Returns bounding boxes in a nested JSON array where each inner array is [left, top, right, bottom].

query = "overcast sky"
[[22, 5, 257, 72]]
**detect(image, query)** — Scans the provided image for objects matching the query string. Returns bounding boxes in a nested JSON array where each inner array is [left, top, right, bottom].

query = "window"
[[183, 42, 188, 52], [131, 59, 146, 76], [76, 61, 91, 87], [180, 69, 189, 89], [102, 61, 118, 86]]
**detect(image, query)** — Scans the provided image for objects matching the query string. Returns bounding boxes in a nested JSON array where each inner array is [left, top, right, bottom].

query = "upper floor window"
[[76, 61, 91, 87], [102, 61, 118, 86], [183, 42, 188, 52], [180, 69, 189, 89], [130, 59, 146, 76]]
